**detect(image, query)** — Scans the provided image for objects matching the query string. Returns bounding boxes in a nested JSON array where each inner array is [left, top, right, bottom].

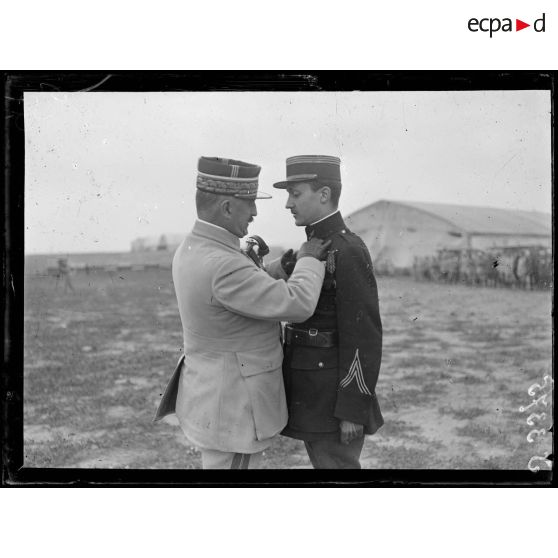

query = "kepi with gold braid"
[[196, 156, 271, 199]]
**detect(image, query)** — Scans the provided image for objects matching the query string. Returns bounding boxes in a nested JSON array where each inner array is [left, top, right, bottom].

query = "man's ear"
[[320, 186, 331, 204], [220, 198, 232, 218]]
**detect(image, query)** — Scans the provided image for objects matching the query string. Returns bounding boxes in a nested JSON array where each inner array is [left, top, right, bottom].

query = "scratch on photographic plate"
[[78, 75, 113, 92]]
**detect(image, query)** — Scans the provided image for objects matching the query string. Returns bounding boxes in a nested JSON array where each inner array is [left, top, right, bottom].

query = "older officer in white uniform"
[[154, 156, 329, 469]]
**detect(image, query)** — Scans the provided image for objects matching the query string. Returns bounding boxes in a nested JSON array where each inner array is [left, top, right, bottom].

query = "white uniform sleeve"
[[212, 255, 325, 322], [266, 257, 289, 280]]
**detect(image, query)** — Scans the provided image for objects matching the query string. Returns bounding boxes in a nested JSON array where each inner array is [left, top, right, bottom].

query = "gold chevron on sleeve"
[[339, 349, 372, 395]]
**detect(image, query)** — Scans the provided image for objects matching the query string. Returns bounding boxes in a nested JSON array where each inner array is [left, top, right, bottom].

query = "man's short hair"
[[196, 189, 222, 213], [310, 179, 342, 206]]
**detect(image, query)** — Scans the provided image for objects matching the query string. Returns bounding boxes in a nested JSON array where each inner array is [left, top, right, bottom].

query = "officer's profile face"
[[285, 182, 327, 226], [223, 196, 258, 238]]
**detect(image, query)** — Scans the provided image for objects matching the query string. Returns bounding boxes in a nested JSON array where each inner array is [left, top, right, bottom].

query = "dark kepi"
[[273, 155, 342, 189]]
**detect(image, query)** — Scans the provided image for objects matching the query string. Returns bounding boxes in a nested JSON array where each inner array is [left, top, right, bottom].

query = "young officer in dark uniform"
[[272, 155, 383, 468]]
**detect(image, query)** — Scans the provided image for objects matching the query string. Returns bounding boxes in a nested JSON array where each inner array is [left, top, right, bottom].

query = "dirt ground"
[[23, 270, 553, 470]]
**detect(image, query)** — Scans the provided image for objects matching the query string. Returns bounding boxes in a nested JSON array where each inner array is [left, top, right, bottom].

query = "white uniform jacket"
[[156, 220, 325, 453]]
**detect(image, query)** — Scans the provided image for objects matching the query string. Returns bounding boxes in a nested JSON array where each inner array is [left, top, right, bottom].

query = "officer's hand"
[[280, 249, 298, 276], [297, 238, 332, 261], [340, 420, 364, 445]]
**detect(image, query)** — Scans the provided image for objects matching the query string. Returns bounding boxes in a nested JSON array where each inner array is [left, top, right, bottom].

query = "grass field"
[[23, 269, 553, 469]]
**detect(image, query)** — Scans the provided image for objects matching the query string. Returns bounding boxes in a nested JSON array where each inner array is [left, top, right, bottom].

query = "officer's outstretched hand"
[[340, 420, 364, 445], [280, 249, 298, 275], [297, 238, 332, 261]]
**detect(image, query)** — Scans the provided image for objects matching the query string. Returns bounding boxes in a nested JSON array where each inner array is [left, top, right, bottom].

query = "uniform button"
[[341, 230, 346, 233], [318, 362, 324, 368]]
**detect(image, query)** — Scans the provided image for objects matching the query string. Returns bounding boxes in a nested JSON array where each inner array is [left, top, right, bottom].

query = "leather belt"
[[284, 325, 338, 348]]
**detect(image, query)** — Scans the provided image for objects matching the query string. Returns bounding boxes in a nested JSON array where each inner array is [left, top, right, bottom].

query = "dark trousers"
[[304, 436, 365, 469]]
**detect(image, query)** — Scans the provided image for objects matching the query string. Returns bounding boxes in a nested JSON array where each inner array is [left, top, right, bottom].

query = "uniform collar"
[[305, 210, 346, 240], [193, 219, 241, 250]]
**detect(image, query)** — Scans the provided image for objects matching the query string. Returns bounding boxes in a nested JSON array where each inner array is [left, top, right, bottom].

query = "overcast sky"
[[24, 89, 551, 254]]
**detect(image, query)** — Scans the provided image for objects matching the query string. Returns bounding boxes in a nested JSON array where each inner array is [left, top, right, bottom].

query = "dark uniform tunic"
[[282, 211, 383, 441]]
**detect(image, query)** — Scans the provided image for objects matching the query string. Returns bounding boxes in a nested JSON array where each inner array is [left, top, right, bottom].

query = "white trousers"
[[201, 449, 264, 469]]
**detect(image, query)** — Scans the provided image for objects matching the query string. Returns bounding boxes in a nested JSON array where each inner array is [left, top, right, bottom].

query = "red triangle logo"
[[516, 19, 530, 31]]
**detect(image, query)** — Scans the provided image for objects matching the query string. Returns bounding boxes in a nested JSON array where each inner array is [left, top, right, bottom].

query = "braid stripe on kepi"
[[287, 155, 340, 165], [196, 175, 259, 197]]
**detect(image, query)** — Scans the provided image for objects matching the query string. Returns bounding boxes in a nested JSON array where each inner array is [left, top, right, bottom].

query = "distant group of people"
[[155, 155, 383, 469], [413, 247, 552, 289]]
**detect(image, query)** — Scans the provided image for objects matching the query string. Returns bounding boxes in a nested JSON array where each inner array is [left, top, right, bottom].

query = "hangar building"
[[345, 200, 552, 271]]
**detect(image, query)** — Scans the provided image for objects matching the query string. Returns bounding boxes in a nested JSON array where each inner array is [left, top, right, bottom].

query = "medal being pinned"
[[325, 249, 338, 274], [242, 235, 270, 269]]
